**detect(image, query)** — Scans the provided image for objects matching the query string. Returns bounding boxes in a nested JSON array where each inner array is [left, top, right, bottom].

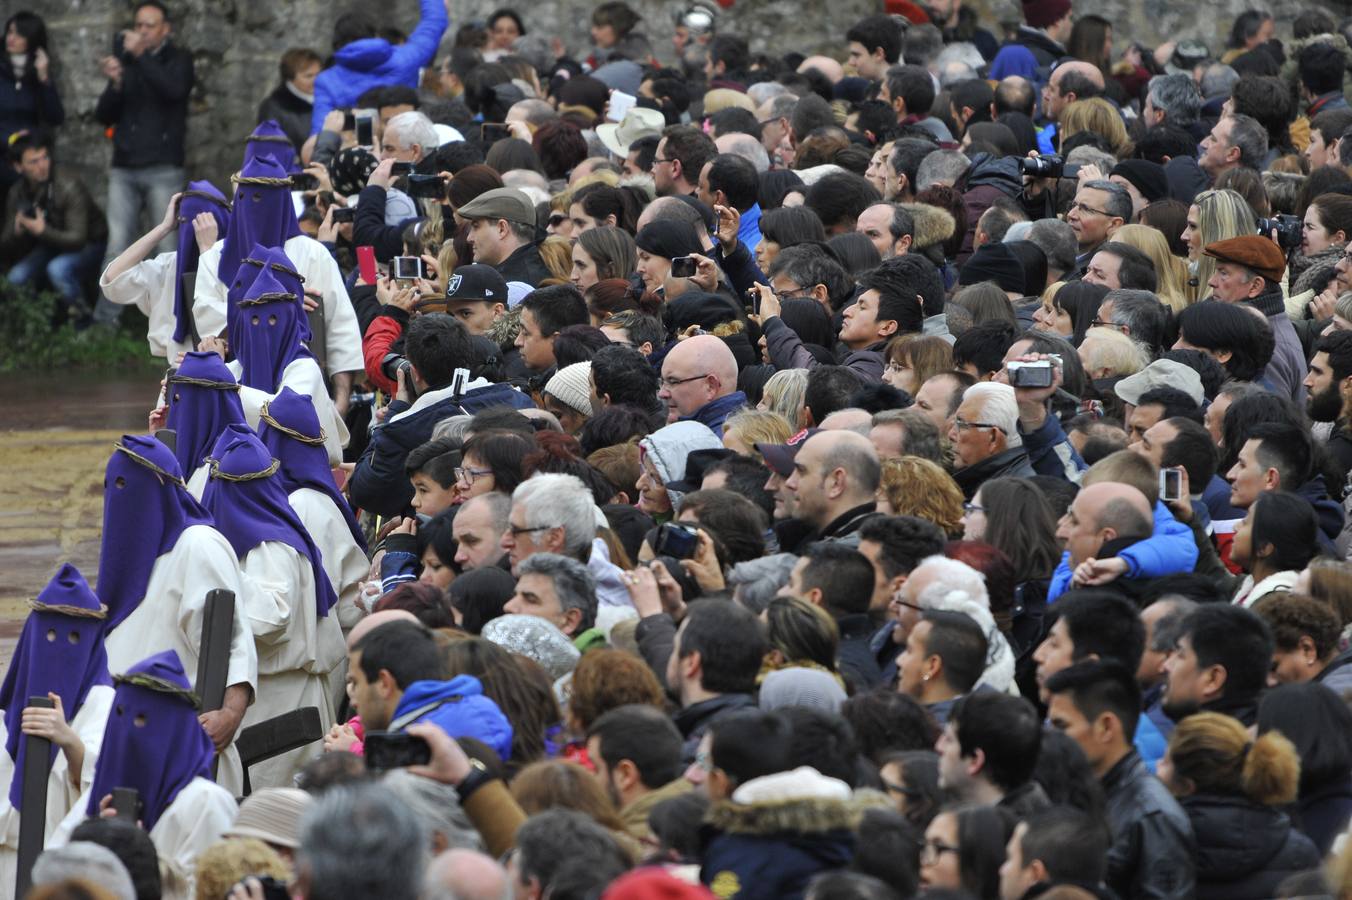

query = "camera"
[[1159, 467, 1184, 502], [355, 115, 374, 148], [653, 522, 700, 560], [670, 255, 698, 278], [390, 161, 416, 177], [406, 173, 446, 199], [290, 172, 319, 191], [331, 206, 355, 224], [393, 256, 427, 281], [1018, 154, 1080, 180], [363, 732, 432, 770], [1007, 359, 1056, 388], [480, 123, 512, 144], [1258, 214, 1302, 252]]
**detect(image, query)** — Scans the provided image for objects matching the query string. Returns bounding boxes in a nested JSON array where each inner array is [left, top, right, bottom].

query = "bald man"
[[1056, 482, 1155, 571], [799, 55, 844, 84], [785, 430, 883, 541], [658, 334, 747, 434], [425, 848, 509, 900], [819, 408, 874, 434], [346, 609, 420, 649]]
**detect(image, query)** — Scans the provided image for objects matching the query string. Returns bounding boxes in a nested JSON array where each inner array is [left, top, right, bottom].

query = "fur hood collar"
[[1291, 244, 1345, 295], [705, 768, 889, 836], [900, 202, 957, 251]]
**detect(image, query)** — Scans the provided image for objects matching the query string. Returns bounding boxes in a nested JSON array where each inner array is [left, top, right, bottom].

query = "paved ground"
[[0, 371, 160, 672]]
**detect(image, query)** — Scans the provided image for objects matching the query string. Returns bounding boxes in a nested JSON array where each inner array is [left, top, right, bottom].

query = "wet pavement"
[[0, 371, 160, 672]]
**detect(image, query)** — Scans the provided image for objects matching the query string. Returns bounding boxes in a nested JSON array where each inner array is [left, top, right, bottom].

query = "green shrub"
[[0, 280, 158, 373]]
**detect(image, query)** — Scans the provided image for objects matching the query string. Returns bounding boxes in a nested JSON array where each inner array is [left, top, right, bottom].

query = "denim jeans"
[[93, 164, 185, 325], [6, 241, 107, 314]]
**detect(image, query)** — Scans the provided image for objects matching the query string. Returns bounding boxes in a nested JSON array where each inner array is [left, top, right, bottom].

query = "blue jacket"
[[682, 391, 748, 437], [390, 675, 513, 762], [737, 204, 763, 254], [1201, 474, 1244, 523], [1049, 500, 1199, 603], [311, 0, 448, 133], [349, 380, 534, 518], [1019, 411, 1087, 481]]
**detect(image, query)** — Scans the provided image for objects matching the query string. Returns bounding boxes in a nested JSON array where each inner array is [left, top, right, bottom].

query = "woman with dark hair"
[[1067, 14, 1113, 79], [918, 804, 1015, 897], [570, 183, 641, 235], [486, 8, 526, 55], [373, 581, 457, 628], [1230, 491, 1320, 608], [1, 11, 62, 190], [572, 227, 637, 292], [458, 431, 535, 501], [1139, 199, 1192, 259], [1174, 300, 1273, 385], [826, 232, 882, 278], [1034, 281, 1105, 346], [533, 120, 588, 181], [879, 751, 942, 830], [442, 637, 563, 769], [757, 206, 827, 274], [448, 567, 515, 634], [1161, 711, 1319, 899], [584, 278, 639, 325], [484, 137, 543, 175], [588, 1, 653, 67], [635, 220, 703, 297], [759, 169, 806, 211], [1257, 683, 1352, 854], [961, 477, 1059, 658], [382, 508, 462, 592]]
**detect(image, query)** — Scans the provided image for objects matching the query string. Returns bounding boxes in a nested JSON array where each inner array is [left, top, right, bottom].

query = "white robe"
[[0, 685, 115, 899], [228, 357, 350, 466], [238, 541, 344, 791], [186, 464, 208, 501], [193, 235, 364, 378], [149, 777, 238, 900], [104, 524, 260, 795], [99, 251, 195, 361]]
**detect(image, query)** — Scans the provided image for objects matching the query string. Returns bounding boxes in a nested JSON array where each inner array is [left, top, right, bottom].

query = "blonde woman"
[[1182, 189, 1258, 303], [723, 408, 793, 460], [877, 457, 964, 537], [757, 369, 808, 427], [1113, 224, 1190, 312], [1059, 98, 1133, 158]]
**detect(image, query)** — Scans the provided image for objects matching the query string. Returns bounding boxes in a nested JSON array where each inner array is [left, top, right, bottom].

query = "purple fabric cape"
[[0, 563, 112, 808], [165, 351, 247, 479], [258, 386, 368, 553], [97, 435, 214, 631], [200, 425, 337, 617], [86, 649, 214, 831], [223, 243, 312, 345], [173, 181, 231, 344], [233, 267, 314, 394], [216, 156, 302, 289], [243, 119, 300, 174]]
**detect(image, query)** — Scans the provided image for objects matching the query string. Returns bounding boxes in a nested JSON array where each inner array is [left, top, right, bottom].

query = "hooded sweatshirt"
[[638, 421, 725, 510], [388, 674, 513, 762]]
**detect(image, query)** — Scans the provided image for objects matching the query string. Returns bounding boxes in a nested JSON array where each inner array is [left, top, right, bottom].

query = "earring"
[[922, 674, 930, 682]]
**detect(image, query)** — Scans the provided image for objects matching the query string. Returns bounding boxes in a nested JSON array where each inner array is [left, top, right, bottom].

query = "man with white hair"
[[948, 382, 1035, 498], [32, 842, 136, 900], [659, 334, 747, 434], [363, 110, 440, 227], [505, 474, 629, 607], [889, 554, 1016, 693], [714, 132, 770, 173]]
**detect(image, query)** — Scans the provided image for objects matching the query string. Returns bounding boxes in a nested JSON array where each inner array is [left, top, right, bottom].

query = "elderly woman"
[[636, 421, 725, 521]]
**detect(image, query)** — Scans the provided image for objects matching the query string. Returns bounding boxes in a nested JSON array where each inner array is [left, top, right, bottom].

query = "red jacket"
[[363, 312, 403, 395]]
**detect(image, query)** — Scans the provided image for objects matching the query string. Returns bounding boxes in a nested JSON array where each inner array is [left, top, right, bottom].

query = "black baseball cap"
[[445, 264, 508, 303]]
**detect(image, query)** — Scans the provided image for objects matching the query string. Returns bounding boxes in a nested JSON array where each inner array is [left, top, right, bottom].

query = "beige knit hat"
[[544, 362, 593, 417], [224, 787, 312, 849]]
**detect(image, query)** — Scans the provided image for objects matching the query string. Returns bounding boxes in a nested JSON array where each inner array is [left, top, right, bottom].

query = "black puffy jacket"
[[1183, 794, 1322, 900]]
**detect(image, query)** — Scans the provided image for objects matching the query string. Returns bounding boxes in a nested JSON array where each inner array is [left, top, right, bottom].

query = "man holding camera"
[[1, 130, 107, 321], [1203, 235, 1306, 401], [92, 0, 194, 329], [354, 111, 440, 258]]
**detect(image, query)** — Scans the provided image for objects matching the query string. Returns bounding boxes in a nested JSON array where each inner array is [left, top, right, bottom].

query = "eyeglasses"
[[953, 418, 1006, 434], [508, 523, 553, 537], [1089, 318, 1127, 330], [455, 466, 493, 484], [885, 361, 911, 374], [773, 285, 811, 301], [881, 778, 920, 798], [889, 594, 923, 612], [963, 502, 986, 514], [920, 839, 961, 866], [1070, 201, 1112, 218], [547, 214, 568, 227], [661, 373, 709, 388]]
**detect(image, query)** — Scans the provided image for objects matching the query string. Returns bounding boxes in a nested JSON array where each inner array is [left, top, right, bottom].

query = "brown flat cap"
[[1203, 235, 1286, 285]]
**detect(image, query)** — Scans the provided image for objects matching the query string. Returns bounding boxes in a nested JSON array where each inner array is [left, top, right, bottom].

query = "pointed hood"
[[173, 181, 231, 343], [165, 350, 247, 479], [200, 425, 336, 617], [97, 435, 214, 630], [1, 563, 111, 808], [258, 387, 366, 552], [87, 650, 214, 830], [244, 120, 300, 174], [233, 267, 313, 393], [216, 156, 302, 288]]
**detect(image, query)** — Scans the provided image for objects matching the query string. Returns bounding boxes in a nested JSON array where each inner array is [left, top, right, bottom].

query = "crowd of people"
[[11, 0, 1352, 898]]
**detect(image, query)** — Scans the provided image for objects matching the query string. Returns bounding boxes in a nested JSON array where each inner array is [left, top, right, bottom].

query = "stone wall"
[[21, 0, 1339, 213]]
